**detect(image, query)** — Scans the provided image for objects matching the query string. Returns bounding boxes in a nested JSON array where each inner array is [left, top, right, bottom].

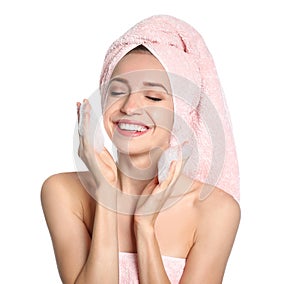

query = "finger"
[[157, 158, 183, 195], [77, 100, 107, 177], [77, 102, 84, 157], [159, 160, 177, 189], [173, 158, 183, 180], [77, 102, 86, 151], [78, 99, 91, 137], [82, 100, 103, 149], [97, 148, 115, 168], [82, 100, 91, 127], [135, 179, 160, 214], [94, 149, 116, 175], [141, 176, 159, 195], [76, 102, 81, 123], [78, 100, 92, 158]]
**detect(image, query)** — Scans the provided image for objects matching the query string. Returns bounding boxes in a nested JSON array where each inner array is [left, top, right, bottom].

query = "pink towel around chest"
[[119, 252, 186, 284]]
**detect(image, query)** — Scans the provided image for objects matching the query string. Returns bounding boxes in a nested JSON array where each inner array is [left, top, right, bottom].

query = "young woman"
[[41, 15, 240, 283]]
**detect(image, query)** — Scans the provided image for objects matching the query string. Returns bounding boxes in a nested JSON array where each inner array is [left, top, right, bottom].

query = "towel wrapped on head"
[[98, 15, 240, 202]]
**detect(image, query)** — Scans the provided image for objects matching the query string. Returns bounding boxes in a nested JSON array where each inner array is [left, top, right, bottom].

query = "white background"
[[1, 0, 299, 283]]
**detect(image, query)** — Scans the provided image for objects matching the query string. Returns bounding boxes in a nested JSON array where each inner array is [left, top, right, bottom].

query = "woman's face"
[[103, 51, 174, 155]]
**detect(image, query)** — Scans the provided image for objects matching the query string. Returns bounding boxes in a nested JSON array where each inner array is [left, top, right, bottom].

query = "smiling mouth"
[[115, 120, 150, 136], [118, 122, 148, 132]]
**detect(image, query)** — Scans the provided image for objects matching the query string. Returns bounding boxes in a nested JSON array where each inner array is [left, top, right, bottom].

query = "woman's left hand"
[[134, 159, 182, 229]]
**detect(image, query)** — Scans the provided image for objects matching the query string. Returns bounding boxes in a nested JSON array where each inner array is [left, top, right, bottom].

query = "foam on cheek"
[[158, 143, 192, 184]]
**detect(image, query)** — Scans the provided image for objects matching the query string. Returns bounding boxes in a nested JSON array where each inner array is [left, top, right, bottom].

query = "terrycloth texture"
[[99, 15, 240, 202], [119, 252, 185, 283]]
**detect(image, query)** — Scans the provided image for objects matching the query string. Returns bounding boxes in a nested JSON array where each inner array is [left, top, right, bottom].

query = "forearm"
[[135, 224, 170, 284], [75, 201, 119, 284]]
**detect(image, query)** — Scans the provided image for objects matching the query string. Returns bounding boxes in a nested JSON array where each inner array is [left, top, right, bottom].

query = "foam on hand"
[[78, 100, 104, 154]]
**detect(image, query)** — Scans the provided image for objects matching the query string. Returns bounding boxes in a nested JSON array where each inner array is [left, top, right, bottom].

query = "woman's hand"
[[134, 159, 182, 229], [77, 99, 118, 189]]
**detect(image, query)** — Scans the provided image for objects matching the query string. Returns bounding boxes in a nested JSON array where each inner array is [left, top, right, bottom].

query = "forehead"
[[112, 52, 165, 76], [110, 52, 171, 93]]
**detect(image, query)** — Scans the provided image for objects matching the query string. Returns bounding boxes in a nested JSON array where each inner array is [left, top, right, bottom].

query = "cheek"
[[102, 109, 114, 139], [102, 98, 122, 123], [150, 107, 174, 132], [103, 96, 119, 112]]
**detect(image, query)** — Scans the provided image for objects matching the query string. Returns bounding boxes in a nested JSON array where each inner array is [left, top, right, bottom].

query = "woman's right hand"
[[77, 99, 118, 189]]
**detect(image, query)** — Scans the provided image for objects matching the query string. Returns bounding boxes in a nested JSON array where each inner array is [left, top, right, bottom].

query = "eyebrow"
[[143, 82, 169, 94], [109, 77, 130, 86]]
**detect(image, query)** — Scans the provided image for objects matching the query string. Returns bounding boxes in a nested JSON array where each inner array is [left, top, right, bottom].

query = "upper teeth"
[[118, 123, 147, 132]]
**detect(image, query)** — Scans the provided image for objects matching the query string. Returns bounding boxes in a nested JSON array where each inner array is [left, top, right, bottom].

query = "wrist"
[[134, 219, 155, 236], [94, 182, 118, 205]]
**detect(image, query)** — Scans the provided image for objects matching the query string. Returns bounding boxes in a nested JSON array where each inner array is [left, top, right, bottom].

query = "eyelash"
[[110, 91, 126, 96], [146, 96, 162, 101], [109, 90, 162, 102]]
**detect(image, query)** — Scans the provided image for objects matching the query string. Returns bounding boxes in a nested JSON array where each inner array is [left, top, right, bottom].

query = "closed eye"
[[145, 96, 162, 101], [110, 91, 127, 96]]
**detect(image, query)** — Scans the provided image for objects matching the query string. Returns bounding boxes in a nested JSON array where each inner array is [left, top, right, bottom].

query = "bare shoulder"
[[195, 183, 241, 226], [42, 172, 84, 194], [41, 172, 96, 283], [189, 181, 240, 214], [177, 177, 240, 216], [42, 172, 86, 204], [41, 172, 95, 225], [192, 181, 241, 238], [178, 182, 240, 282]]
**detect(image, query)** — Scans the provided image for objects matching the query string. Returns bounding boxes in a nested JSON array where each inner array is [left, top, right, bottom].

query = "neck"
[[116, 148, 163, 195]]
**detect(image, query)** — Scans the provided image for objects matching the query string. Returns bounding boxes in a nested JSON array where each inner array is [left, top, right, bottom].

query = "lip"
[[114, 119, 151, 137]]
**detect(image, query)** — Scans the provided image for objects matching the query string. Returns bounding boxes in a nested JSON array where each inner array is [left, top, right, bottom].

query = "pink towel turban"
[[98, 15, 240, 203]]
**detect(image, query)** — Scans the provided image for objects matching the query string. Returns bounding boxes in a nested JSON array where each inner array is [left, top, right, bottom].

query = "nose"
[[120, 92, 142, 115]]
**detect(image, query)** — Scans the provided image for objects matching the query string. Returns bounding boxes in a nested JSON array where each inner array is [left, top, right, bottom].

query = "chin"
[[114, 143, 151, 156]]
